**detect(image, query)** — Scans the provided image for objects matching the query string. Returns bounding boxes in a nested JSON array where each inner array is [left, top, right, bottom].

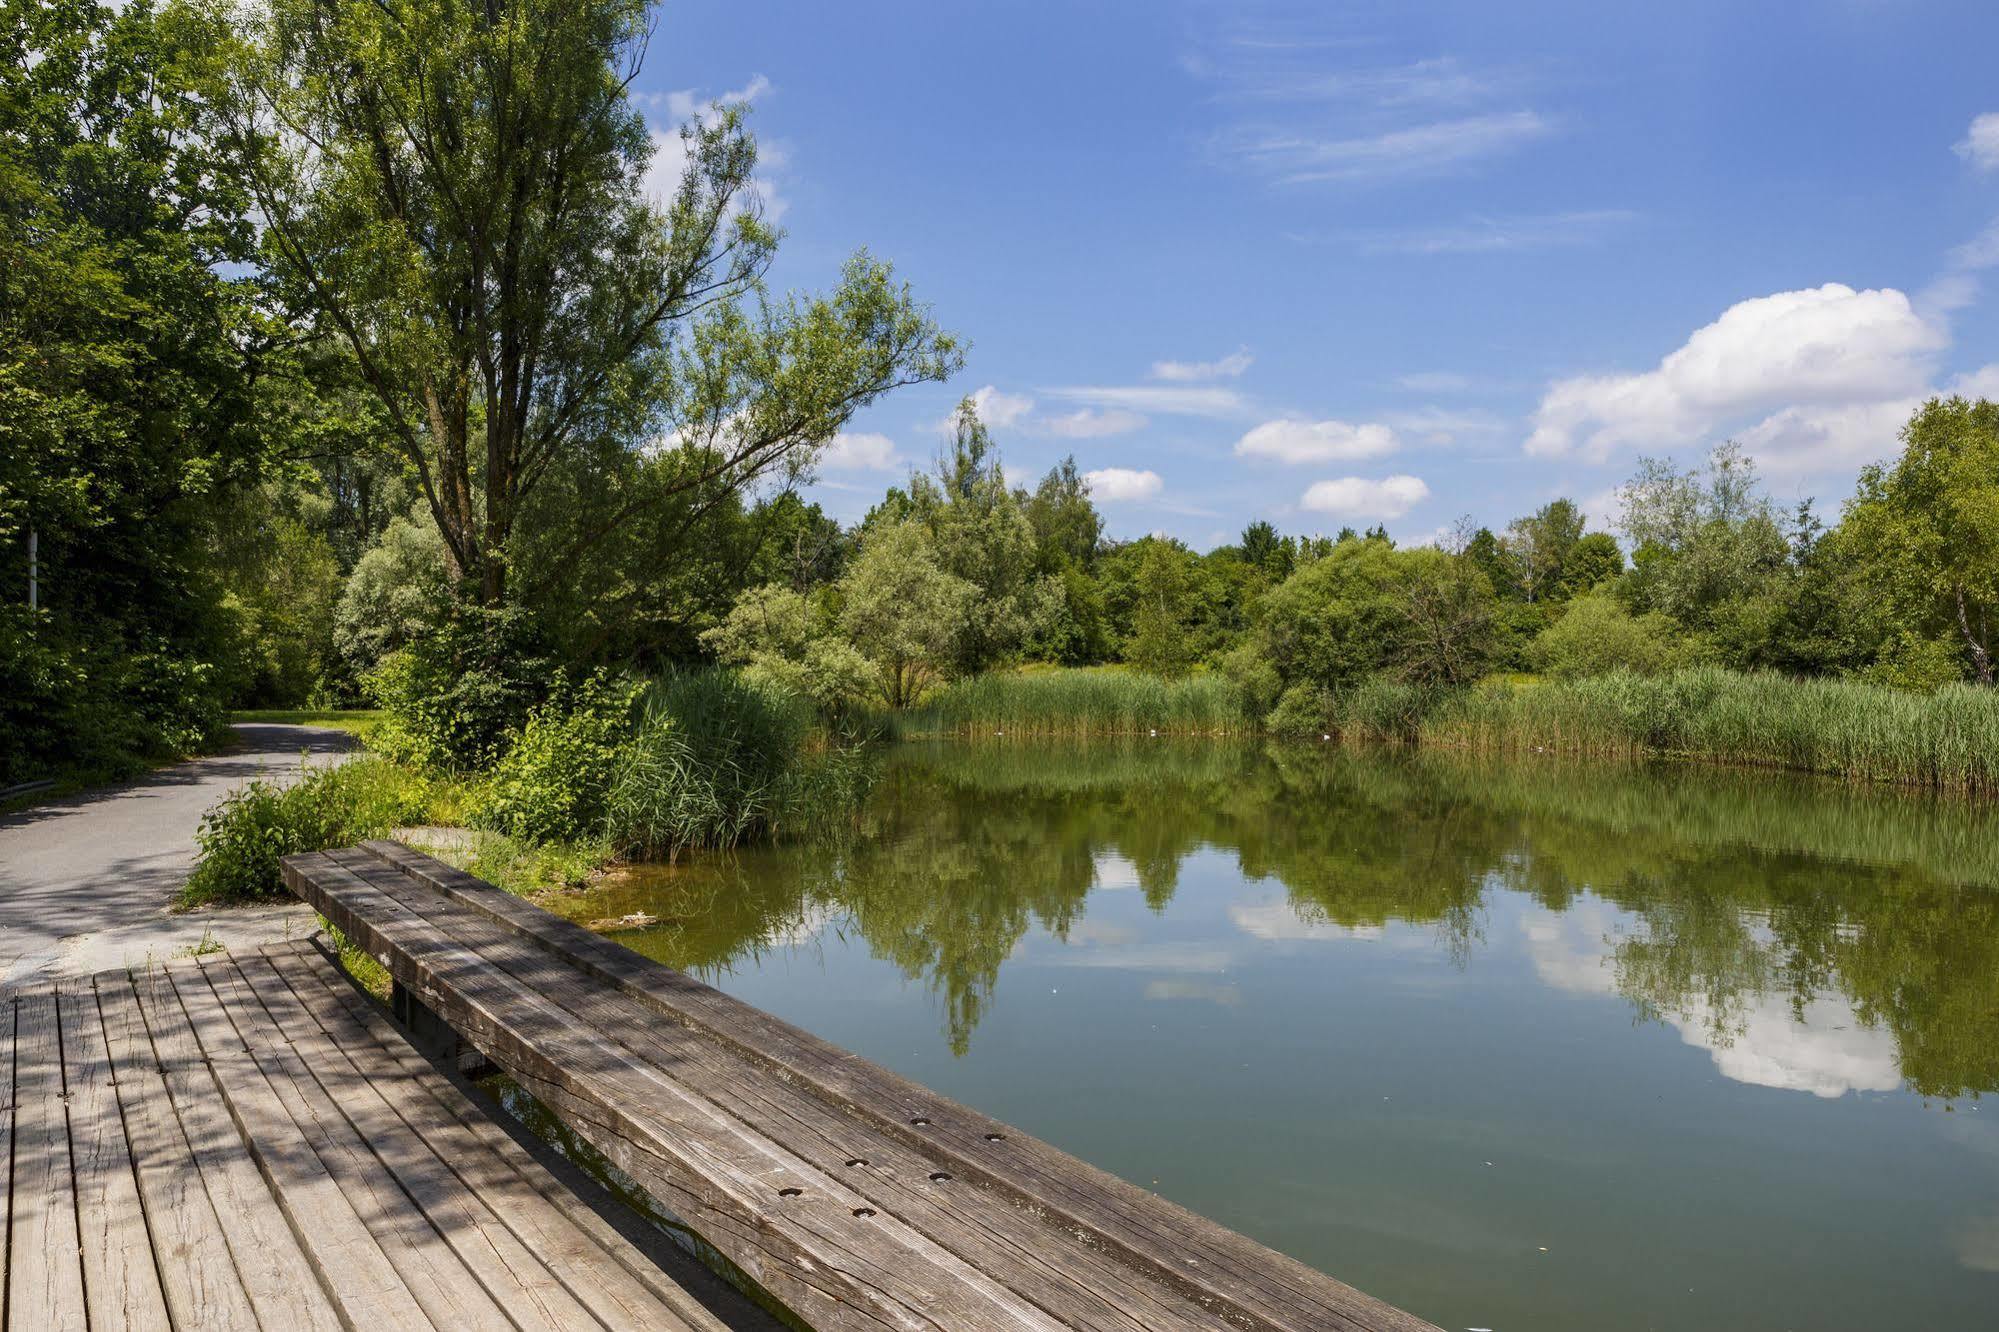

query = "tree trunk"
[[1956, 584, 1993, 685]]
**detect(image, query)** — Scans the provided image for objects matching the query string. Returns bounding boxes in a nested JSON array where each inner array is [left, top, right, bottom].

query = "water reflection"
[[567, 740, 1999, 1098]]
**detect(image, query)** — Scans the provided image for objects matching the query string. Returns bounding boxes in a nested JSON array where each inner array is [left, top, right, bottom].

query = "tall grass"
[[897, 667, 1251, 738], [1424, 667, 1999, 794], [605, 668, 874, 857]]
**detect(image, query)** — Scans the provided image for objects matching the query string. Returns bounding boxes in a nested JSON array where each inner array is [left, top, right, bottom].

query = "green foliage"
[[604, 669, 866, 857], [701, 582, 876, 712], [1532, 591, 1689, 679], [0, 0, 276, 779], [181, 757, 438, 905], [1430, 667, 1999, 793], [837, 519, 974, 708], [334, 512, 454, 681], [473, 675, 642, 844], [368, 604, 555, 772]]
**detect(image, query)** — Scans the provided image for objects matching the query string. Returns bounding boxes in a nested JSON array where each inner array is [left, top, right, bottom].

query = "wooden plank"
[[287, 850, 1070, 1332], [192, 954, 620, 1332], [6, 986, 87, 1329], [0, 991, 13, 1304], [359, 841, 1440, 1332], [159, 957, 489, 1332], [333, 852, 1229, 1332], [243, 944, 727, 1332], [57, 982, 172, 1332], [110, 969, 344, 1332], [94, 974, 263, 1330]]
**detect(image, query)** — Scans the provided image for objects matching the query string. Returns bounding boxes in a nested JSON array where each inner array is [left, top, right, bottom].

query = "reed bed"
[[896, 668, 1252, 738], [1425, 667, 1999, 795]]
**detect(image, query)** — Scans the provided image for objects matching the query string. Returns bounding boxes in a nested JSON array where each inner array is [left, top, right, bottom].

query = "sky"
[[636, 0, 1999, 548]]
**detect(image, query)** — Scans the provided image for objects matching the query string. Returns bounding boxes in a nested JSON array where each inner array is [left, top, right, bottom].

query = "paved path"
[[0, 724, 356, 982]]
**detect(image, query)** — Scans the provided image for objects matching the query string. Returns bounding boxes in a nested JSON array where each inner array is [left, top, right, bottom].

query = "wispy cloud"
[[1044, 384, 1248, 418], [1045, 408, 1146, 438], [1323, 208, 1634, 255], [1150, 349, 1253, 382], [1956, 112, 1999, 171], [1229, 111, 1553, 185]]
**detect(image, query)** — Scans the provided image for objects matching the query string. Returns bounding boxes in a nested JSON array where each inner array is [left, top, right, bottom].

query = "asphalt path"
[[0, 723, 355, 981]]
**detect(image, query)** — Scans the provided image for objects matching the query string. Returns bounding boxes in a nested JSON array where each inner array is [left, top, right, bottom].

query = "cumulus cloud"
[[1045, 408, 1145, 438], [817, 431, 901, 472], [1045, 385, 1246, 418], [1300, 475, 1430, 519], [640, 76, 786, 221], [1236, 418, 1399, 464], [1524, 283, 1946, 462], [1083, 467, 1164, 502], [1150, 349, 1253, 382], [1956, 112, 1999, 171]]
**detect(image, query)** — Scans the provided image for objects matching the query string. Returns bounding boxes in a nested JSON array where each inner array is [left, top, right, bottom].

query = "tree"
[[1842, 397, 1999, 683], [837, 521, 973, 708], [1025, 457, 1102, 573], [1127, 541, 1194, 678], [1502, 499, 1585, 603], [230, 0, 959, 605], [903, 400, 1058, 673], [1532, 592, 1686, 679], [1619, 442, 1788, 634], [1395, 550, 1498, 687], [702, 582, 872, 709], [0, 0, 279, 777]]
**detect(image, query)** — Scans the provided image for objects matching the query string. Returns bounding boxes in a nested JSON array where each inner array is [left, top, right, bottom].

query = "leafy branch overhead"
[[224, 0, 959, 603]]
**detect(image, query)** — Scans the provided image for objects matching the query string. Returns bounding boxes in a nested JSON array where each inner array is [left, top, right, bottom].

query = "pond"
[[555, 741, 1999, 1332]]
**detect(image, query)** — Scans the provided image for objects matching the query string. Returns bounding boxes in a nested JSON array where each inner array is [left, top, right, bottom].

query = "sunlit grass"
[[229, 708, 383, 740]]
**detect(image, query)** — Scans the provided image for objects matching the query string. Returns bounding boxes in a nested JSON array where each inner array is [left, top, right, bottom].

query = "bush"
[[1532, 592, 1689, 680], [181, 757, 437, 905], [472, 675, 641, 844], [367, 603, 554, 772]]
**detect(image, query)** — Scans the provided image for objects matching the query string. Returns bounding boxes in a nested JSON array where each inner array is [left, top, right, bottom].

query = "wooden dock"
[[0, 940, 773, 1330], [285, 841, 1443, 1332]]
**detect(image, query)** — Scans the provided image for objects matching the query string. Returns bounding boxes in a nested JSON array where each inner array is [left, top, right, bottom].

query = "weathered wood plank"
[[335, 851, 1231, 1332], [7, 986, 88, 1329], [57, 982, 172, 1332], [113, 969, 344, 1332], [288, 850, 1070, 1332], [95, 974, 263, 1330], [360, 840, 1439, 1332], [0, 992, 14, 1305], [160, 956, 487, 1331], [246, 944, 731, 1332]]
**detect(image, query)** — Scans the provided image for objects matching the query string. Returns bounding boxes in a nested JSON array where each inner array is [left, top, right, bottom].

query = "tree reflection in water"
[[570, 740, 1999, 1095]]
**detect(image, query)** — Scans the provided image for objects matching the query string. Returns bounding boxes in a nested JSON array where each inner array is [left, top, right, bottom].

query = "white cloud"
[[1232, 110, 1553, 185], [1956, 112, 1999, 171], [1150, 349, 1254, 382], [1300, 475, 1430, 519], [1236, 418, 1399, 464], [1524, 284, 1946, 463], [1083, 468, 1164, 502], [1045, 408, 1145, 438], [1350, 209, 1633, 255], [1229, 900, 1383, 942], [641, 76, 786, 221], [955, 384, 1034, 431], [817, 431, 901, 472], [1380, 407, 1508, 445], [1045, 385, 1247, 418]]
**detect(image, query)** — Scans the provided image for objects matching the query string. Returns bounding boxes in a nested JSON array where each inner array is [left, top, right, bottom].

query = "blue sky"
[[640, 0, 1999, 547]]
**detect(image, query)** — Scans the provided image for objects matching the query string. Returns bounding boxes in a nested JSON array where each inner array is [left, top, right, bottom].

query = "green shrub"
[[1265, 683, 1334, 738], [181, 757, 437, 905], [472, 675, 641, 843], [367, 603, 553, 772], [1532, 591, 1690, 680]]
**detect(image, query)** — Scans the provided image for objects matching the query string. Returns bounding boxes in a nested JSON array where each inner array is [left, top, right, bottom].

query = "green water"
[[559, 741, 1999, 1332]]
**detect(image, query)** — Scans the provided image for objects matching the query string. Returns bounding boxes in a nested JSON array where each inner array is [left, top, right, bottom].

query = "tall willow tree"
[[227, 0, 958, 605]]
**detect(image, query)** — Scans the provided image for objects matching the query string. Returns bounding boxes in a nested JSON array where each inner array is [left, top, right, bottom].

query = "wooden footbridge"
[[1, 840, 1441, 1331]]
